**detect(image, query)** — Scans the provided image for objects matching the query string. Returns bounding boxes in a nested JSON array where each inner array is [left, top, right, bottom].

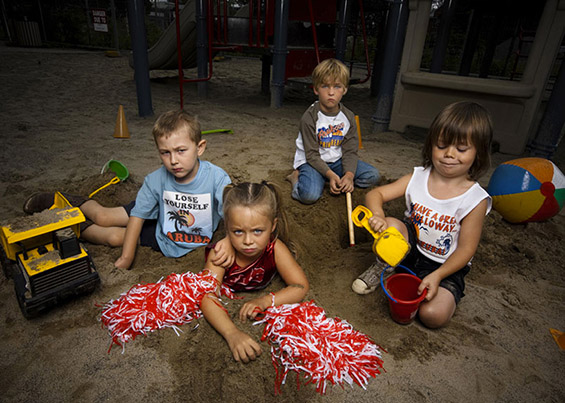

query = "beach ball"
[[487, 158, 565, 223]]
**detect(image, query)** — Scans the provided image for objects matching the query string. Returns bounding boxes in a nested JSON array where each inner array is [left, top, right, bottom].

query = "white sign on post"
[[92, 9, 108, 32]]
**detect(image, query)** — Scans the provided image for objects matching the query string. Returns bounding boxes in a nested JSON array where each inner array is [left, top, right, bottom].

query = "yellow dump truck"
[[0, 192, 99, 317]]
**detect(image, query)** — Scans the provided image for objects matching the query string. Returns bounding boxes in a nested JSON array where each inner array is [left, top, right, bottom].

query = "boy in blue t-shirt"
[[23, 110, 232, 269]]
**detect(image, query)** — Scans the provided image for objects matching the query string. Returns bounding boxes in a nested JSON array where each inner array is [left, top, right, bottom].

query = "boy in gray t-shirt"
[[287, 58, 379, 204]]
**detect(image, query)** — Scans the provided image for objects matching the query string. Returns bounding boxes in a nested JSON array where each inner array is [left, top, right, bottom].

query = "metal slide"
[[140, 0, 197, 70]]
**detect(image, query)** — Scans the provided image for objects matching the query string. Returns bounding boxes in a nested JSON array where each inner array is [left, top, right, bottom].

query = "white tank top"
[[404, 167, 491, 264]]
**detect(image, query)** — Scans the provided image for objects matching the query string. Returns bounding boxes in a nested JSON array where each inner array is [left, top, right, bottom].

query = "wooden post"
[[346, 192, 355, 247]]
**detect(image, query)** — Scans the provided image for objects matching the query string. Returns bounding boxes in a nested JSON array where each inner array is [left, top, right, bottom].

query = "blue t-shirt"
[[130, 160, 231, 257]]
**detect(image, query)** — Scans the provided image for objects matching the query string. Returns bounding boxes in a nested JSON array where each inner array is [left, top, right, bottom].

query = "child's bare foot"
[[286, 170, 299, 187]]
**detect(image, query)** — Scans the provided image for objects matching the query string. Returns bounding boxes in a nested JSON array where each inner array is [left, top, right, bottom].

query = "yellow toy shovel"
[[351, 205, 411, 267], [89, 160, 129, 198]]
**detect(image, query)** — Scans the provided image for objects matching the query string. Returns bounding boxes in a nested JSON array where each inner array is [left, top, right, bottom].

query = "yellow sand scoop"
[[351, 205, 411, 267]]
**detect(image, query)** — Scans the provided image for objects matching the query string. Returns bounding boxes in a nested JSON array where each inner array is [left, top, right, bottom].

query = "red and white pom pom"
[[255, 300, 385, 395], [99, 271, 234, 352]]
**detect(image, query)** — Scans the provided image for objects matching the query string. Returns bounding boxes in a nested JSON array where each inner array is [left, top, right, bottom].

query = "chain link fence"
[[0, 0, 186, 50]]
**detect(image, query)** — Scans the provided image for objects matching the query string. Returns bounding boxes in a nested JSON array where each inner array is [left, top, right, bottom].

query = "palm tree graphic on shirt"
[[168, 211, 189, 232]]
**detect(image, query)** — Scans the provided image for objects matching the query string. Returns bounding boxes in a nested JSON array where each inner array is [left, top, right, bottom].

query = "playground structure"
[[127, 0, 564, 157], [146, 2, 197, 70], [160, 0, 372, 109], [388, 0, 565, 155], [4, 0, 561, 157]]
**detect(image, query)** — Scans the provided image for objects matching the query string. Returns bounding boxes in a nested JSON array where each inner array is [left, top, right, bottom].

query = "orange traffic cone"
[[113, 105, 130, 138]]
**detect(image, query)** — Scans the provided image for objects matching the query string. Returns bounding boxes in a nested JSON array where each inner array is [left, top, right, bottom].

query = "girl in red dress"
[[202, 182, 309, 363]]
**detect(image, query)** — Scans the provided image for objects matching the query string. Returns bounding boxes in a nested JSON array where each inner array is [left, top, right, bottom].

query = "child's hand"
[[239, 296, 269, 321], [211, 237, 235, 268], [114, 255, 133, 270], [225, 328, 262, 363], [338, 173, 354, 193], [368, 215, 388, 233], [419, 272, 441, 301], [328, 171, 342, 194]]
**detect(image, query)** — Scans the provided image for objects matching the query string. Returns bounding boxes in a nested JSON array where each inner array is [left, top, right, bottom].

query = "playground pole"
[[271, 0, 290, 108], [335, 0, 352, 62], [430, 0, 457, 74], [529, 57, 565, 159], [1, 0, 12, 43], [196, 0, 209, 97], [261, 54, 272, 95], [479, 5, 503, 78], [458, 7, 483, 76], [127, 0, 153, 117], [110, 0, 120, 52], [371, 0, 409, 133], [36, 0, 47, 42]]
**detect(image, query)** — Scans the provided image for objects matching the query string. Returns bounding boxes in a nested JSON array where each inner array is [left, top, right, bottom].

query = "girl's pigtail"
[[221, 183, 236, 230], [222, 183, 235, 200], [262, 181, 296, 257]]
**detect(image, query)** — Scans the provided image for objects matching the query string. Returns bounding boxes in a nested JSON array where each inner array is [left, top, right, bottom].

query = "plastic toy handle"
[[202, 129, 233, 134], [380, 267, 397, 303], [89, 176, 120, 198], [380, 264, 419, 304], [351, 205, 380, 239]]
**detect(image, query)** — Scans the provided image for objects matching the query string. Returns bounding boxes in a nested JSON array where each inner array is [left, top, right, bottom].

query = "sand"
[[0, 44, 564, 402]]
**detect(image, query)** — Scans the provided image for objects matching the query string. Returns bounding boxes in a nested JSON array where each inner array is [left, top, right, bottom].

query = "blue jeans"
[[292, 159, 380, 204]]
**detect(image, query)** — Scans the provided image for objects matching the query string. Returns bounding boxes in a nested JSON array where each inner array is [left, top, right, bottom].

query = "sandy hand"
[[226, 329, 262, 363]]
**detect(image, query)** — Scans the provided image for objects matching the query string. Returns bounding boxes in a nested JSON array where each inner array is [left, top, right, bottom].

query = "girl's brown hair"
[[422, 101, 493, 180], [222, 181, 294, 253]]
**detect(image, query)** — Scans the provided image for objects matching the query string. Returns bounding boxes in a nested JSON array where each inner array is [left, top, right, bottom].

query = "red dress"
[[205, 240, 277, 292]]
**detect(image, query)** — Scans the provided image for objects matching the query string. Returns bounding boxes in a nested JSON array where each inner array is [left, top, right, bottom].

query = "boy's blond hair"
[[152, 109, 201, 144], [312, 58, 350, 89]]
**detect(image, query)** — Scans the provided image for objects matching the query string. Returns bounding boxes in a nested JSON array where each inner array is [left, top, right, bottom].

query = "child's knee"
[[88, 207, 125, 227], [418, 308, 448, 329], [355, 169, 380, 188], [292, 183, 323, 204], [386, 217, 409, 239], [294, 192, 321, 205], [84, 205, 105, 225], [418, 297, 455, 329], [106, 230, 125, 247]]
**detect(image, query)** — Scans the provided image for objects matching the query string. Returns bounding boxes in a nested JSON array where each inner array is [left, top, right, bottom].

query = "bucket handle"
[[380, 264, 417, 304]]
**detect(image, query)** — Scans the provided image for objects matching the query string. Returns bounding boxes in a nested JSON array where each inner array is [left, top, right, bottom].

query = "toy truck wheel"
[[0, 244, 16, 279], [12, 266, 39, 318], [16, 287, 36, 319]]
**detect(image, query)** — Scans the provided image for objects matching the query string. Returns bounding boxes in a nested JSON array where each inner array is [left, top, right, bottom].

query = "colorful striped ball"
[[487, 158, 565, 223]]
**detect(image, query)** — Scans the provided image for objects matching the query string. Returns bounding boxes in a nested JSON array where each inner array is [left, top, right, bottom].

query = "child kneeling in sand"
[[202, 182, 309, 362], [287, 58, 380, 204], [352, 101, 493, 328], [23, 110, 232, 269]]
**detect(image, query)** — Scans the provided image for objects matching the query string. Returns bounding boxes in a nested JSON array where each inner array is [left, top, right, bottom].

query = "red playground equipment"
[[171, 0, 371, 108]]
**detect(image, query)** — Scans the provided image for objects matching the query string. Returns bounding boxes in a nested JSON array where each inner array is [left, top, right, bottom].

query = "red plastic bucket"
[[384, 273, 427, 324]]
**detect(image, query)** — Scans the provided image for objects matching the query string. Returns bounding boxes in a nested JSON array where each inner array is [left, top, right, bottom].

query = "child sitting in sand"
[[23, 109, 232, 269], [201, 182, 309, 363], [287, 58, 380, 204], [352, 101, 493, 328]]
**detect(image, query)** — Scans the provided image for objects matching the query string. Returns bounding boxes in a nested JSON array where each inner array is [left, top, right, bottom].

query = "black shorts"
[[400, 219, 469, 304], [123, 201, 161, 252]]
